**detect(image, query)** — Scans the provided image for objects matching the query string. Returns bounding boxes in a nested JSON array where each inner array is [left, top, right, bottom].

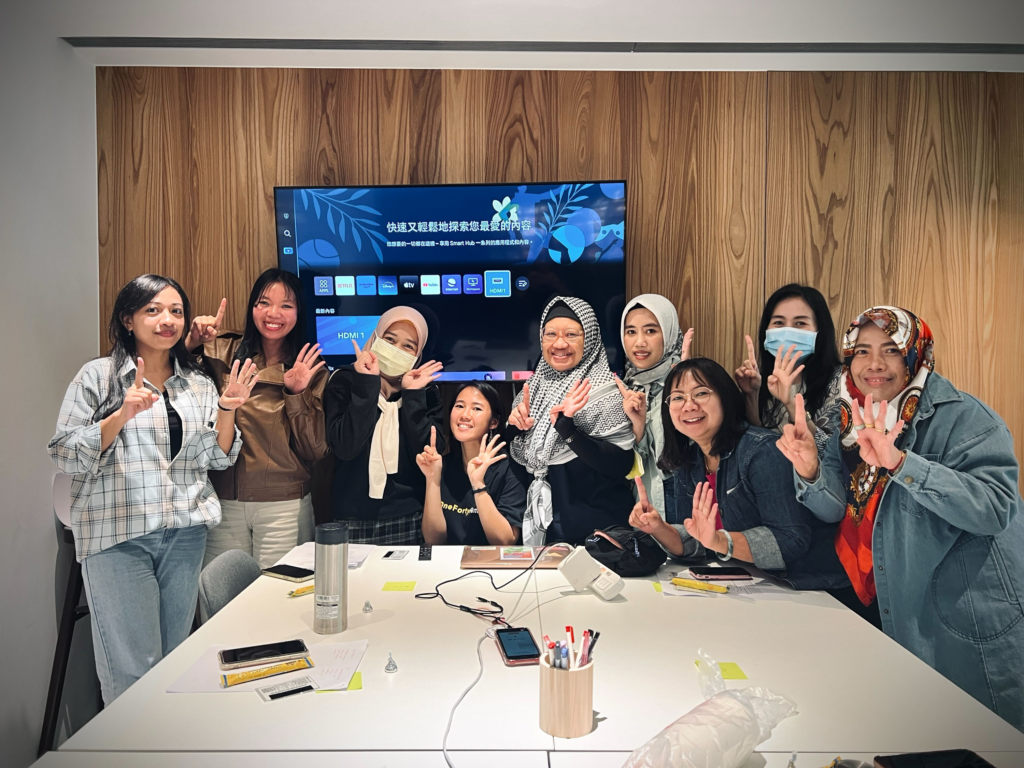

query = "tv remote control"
[[418, 545, 432, 561]]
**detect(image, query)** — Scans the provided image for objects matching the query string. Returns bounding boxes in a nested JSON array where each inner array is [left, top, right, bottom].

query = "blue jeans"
[[81, 525, 208, 704]]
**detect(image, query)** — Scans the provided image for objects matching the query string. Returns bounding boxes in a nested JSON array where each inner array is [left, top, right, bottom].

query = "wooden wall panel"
[[96, 67, 1024, 469], [767, 71, 1024, 469]]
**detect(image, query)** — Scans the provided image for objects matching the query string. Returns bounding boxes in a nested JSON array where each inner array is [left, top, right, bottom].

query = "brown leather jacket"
[[203, 333, 328, 502]]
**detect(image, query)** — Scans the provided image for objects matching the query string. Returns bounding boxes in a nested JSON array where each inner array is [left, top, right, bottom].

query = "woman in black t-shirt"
[[415, 382, 525, 545]]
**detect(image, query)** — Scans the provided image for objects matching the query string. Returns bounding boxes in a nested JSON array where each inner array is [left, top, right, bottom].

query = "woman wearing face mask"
[[735, 284, 843, 454], [616, 294, 693, 519], [324, 307, 445, 545], [507, 296, 636, 545], [49, 275, 251, 704], [415, 382, 526, 545], [187, 269, 328, 568], [778, 307, 1024, 730], [629, 358, 845, 590]]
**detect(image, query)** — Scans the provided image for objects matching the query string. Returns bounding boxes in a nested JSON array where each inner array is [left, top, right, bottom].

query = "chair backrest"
[[198, 550, 262, 623], [52, 473, 73, 528]]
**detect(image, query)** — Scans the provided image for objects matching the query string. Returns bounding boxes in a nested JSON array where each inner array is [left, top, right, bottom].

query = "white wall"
[[0, 3, 99, 766]]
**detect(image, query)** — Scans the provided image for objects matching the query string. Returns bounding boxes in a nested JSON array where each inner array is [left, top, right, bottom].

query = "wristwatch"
[[717, 529, 734, 562]]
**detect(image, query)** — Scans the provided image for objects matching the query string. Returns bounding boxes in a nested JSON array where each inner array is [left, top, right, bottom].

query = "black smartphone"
[[689, 566, 751, 580], [874, 751, 994, 768], [495, 627, 541, 666], [262, 564, 314, 582], [218, 639, 309, 670]]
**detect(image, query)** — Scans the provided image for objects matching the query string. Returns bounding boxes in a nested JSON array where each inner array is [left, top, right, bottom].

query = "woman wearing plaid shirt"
[[49, 275, 255, 704]]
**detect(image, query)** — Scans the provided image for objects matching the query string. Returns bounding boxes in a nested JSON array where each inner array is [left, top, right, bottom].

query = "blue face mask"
[[764, 327, 817, 359]]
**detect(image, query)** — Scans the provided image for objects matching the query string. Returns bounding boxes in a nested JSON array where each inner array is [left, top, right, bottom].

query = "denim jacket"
[[664, 425, 848, 590], [795, 374, 1024, 730]]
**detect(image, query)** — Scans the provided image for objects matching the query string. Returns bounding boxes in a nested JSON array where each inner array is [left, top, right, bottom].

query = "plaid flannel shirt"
[[48, 357, 241, 561]]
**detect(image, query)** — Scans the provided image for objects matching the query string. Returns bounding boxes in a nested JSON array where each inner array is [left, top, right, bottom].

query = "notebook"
[[459, 545, 572, 570]]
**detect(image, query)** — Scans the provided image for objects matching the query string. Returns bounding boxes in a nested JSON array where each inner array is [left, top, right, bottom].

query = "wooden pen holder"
[[538, 654, 594, 738]]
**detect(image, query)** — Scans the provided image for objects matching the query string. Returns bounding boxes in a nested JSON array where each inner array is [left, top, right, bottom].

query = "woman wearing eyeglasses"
[[629, 358, 846, 589], [506, 297, 636, 545]]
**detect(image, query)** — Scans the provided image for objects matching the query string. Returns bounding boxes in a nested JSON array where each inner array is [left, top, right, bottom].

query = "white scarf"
[[369, 393, 402, 499]]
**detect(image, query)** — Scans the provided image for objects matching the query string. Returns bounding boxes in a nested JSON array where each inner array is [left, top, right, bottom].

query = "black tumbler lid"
[[315, 522, 349, 545]]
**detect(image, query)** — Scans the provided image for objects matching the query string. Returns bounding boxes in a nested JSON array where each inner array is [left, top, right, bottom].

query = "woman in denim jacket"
[[778, 306, 1024, 731], [630, 358, 847, 590]]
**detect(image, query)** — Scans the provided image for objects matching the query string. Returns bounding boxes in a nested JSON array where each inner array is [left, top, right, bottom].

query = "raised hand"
[[467, 433, 507, 488], [683, 481, 721, 550], [767, 343, 805, 408], [850, 394, 905, 470], [186, 298, 226, 351], [219, 358, 259, 411], [283, 343, 326, 394], [628, 476, 667, 535], [776, 393, 820, 480], [508, 382, 536, 431], [415, 425, 443, 483], [350, 338, 380, 376], [734, 334, 763, 396], [615, 375, 648, 440], [550, 378, 591, 425], [118, 358, 160, 422], [401, 360, 443, 390], [680, 327, 695, 361]]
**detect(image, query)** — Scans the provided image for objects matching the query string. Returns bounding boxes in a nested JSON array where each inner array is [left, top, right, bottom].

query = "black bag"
[[584, 526, 667, 577]]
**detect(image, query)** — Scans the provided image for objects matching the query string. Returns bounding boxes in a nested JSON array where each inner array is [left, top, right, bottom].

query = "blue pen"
[[560, 644, 568, 669]]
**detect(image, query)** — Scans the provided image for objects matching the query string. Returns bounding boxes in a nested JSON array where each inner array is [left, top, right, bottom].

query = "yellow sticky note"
[[694, 661, 748, 680], [382, 581, 417, 592], [347, 671, 362, 690], [652, 582, 663, 592]]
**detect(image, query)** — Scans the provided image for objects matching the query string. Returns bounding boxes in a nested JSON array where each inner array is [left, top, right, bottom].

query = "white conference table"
[[52, 546, 1024, 765]]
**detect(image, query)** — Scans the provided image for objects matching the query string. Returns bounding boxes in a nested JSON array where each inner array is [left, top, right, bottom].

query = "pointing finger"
[[351, 339, 363, 357], [429, 425, 436, 451], [134, 358, 145, 389], [634, 476, 650, 510], [522, 382, 530, 411], [746, 334, 756, 363]]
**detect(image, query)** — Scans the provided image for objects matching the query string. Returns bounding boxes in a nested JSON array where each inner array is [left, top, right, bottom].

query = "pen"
[[560, 644, 568, 670], [547, 641, 556, 667], [587, 631, 600, 661], [565, 626, 575, 669], [671, 577, 729, 594], [578, 631, 591, 667]]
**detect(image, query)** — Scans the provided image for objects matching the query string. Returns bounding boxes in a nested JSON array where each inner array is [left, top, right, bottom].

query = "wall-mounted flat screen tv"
[[274, 181, 626, 380]]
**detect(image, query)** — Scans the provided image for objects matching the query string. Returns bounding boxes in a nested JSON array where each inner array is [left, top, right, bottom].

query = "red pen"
[[565, 626, 575, 669], [579, 631, 592, 666]]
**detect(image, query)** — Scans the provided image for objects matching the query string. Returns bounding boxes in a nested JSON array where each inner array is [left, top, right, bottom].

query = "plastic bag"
[[622, 651, 797, 768]]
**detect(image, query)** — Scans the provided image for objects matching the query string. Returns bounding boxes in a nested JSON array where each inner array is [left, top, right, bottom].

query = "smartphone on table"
[[261, 564, 314, 582], [495, 627, 541, 666], [688, 566, 751, 581], [218, 639, 310, 670]]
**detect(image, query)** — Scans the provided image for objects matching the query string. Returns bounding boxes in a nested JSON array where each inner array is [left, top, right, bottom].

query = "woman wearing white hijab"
[[616, 294, 693, 518], [324, 307, 444, 544], [508, 296, 636, 545]]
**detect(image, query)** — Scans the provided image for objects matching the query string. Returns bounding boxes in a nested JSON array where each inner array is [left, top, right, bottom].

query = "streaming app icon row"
[[314, 271, 524, 298]]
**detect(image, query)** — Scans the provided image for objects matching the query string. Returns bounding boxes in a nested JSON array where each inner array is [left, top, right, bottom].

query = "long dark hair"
[[234, 269, 307, 366], [657, 358, 749, 473], [99, 274, 206, 418], [448, 381, 507, 449], [757, 284, 842, 423]]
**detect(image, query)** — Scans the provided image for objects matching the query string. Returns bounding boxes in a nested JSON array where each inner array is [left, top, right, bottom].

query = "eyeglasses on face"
[[542, 330, 583, 343], [667, 388, 713, 408]]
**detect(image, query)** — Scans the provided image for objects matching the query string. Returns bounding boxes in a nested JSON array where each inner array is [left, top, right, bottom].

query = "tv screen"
[[274, 181, 626, 380]]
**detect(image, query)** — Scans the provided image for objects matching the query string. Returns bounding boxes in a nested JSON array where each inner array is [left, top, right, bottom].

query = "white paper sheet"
[[273, 542, 374, 571], [166, 639, 368, 694]]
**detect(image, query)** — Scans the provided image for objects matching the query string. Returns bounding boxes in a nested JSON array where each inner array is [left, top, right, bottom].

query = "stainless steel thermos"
[[313, 522, 349, 634]]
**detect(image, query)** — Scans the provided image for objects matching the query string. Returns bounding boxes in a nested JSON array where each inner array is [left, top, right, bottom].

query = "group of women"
[[50, 270, 1024, 735]]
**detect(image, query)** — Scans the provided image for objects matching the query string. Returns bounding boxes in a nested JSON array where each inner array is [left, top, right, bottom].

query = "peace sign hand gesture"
[[508, 383, 535, 431], [283, 343, 326, 394], [615, 375, 648, 441], [350, 338, 380, 376], [734, 334, 762, 396], [776, 393, 820, 480], [186, 298, 226, 352], [767, 343, 806, 409], [467, 433, 507, 488], [415, 426, 443, 484], [851, 394, 905, 470], [683, 481, 721, 550], [118, 358, 160, 422], [402, 360, 443, 390], [550, 379, 591, 425], [628, 476, 668, 535], [218, 358, 259, 411]]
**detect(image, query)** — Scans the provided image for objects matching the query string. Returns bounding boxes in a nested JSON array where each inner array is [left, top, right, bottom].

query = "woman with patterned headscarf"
[[778, 306, 1024, 731], [508, 296, 636, 545]]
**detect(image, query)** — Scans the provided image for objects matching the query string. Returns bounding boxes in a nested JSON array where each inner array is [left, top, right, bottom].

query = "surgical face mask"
[[370, 337, 417, 378], [764, 327, 817, 359]]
